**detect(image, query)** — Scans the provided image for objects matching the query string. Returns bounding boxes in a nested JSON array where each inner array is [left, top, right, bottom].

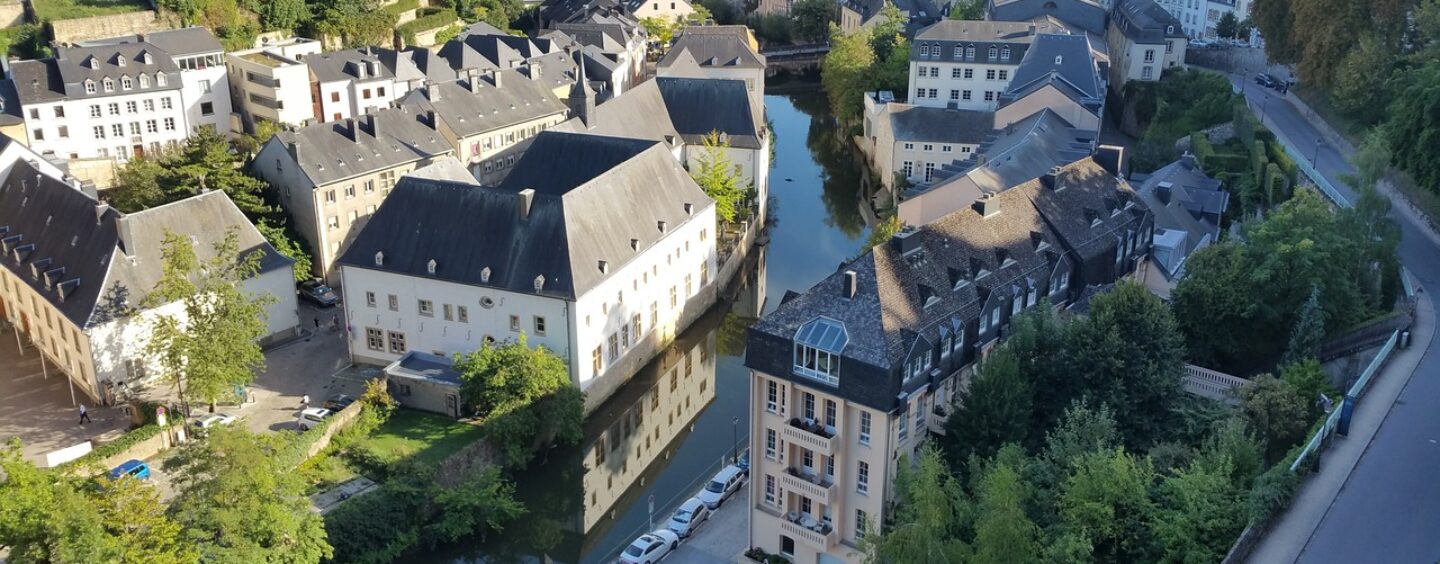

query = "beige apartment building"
[[252, 106, 457, 280], [398, 69, 570, 180]]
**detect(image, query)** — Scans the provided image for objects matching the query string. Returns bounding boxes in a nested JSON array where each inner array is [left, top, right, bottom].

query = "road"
[[1231, 74, 1440, 563]]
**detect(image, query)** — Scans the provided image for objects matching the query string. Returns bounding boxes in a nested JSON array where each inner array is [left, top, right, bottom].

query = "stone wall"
[[50, 10, 164, 45], [96, 425, 174, 471], [0, 1, 24, 28], [297, 400, 366, 461], [433, 434, 497, 487]]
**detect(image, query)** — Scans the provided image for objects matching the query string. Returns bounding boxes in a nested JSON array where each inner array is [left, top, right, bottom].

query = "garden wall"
[[50, 10, 162, 44]]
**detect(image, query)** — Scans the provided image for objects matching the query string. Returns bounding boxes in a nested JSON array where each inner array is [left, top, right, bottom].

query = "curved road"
[[1230, 75, 1440, 563]]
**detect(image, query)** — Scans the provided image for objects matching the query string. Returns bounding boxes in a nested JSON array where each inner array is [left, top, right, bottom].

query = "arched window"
[[954, 46, 962, 58], [120, 75, 133, 90], [965, 45, 975, 58], [157, 73, 167, 86], [1001, 47, 1011, 60], [84, 79, 96, 94], [138, 74, 149, 88]]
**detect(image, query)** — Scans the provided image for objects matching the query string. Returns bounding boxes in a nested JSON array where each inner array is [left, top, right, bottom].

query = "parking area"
[[239, 302, 366, 434], [0, 333, 129, 465], [668, 481, 750, 563]]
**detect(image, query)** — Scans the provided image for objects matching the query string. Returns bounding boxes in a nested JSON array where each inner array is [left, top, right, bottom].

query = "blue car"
[[108, 459, 151, 481]]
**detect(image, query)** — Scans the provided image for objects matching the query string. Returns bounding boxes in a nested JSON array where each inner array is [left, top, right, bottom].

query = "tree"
[[871, 36, 911, 94], [1194, 418, 1265, 489], [164, 427, 332, 563], [257, 220, 314, 282], [862, 446, 971, 562], [860, 215, 903, 256], [941, 347, 1033, 469], [259, 0, 309, 31], [453, 335, 584, 466], [972, 461, 1042, 564], [143, 229, 274, 413], [640, 16, 679, 45], [1288, 0, 1369, 88], [1058, 449, 1158, 563], [1281, 285, 1325, 366], [691, 131, 748, 223], [1151, 460, 1246, 563], [427, 467, 526, 543], [867, 2, 905, 60], [1252, 0, 1297, 63], [1066, 283, 1185, 448], [1280, 359, 1332, 417], [948, 0, 984, 20], [820, 28, 876, 123], [1216, 11, 1239, 38], [1238, 374, 1311, 461], [175, 128, 271, 217], [1385, 62, 1440, 197], [1330, 32, 1397, 126], [108, 156, 178, 213], [790, 0, 834, 43]]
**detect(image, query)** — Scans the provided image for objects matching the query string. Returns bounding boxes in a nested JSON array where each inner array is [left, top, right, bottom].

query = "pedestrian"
[[331, 315, 340, 331], [314, 317, 320, 329], [301, 394, 310, 409], [78, 404, 92, 425]]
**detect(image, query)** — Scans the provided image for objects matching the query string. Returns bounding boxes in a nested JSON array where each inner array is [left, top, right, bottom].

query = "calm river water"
[[413, 81, 878, 564]]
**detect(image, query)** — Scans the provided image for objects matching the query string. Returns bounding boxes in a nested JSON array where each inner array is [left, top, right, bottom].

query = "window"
[[129, 122, 140, 135], [363, 89, 372, 100], [966, 45, 976, 58], [902, 161, 913, 178], [951, 67, 962, 79], [650, 302, 658, 332], [325, 190, 337, 204], [825, 399, 837, 428], [93, 126, 105, 139], [964, 68, 974, 79], [457, 306, 468, 323], [345, 185, 356, 199], [327, 216, 339, 230], [917, 65, 926, 76], [922, 144, 933, 152], [443, 304, 453, 321], [803, 393, 816, 421], [1144, 49, 1156, 63], [925, 162, 936, 183], [802, 449, 814, 471], [330, 92, 340, 102], [164, 118, 176, 131], [103, 78, 114, 92], [365, 291, 376, 307], [858, 461, 870, 494], [387, 331, 407, 354], [859, 412, 872, 445], [388, 294, 399, 311], [765, 475, 776, 504], [986, 69, 997, 80], [534, 316, 547, 336], [949, 89, 960, 100], [366, 328, 384, 351], [766, 429, 777, 459], [903, 142, 914, 150], [793, 317, 846, 386], [984, 91, 995, 102], [157, 73, 167, 86], [899, 415, 908, 442], [999, 69, 1009, 80], [1142, 66, 1154, 80], [139, 74, 149, 88], [88, 104, 101, 118], [767, 380, 779, 413], [592, 346, 602, 373], [963, 90, 972, 100], [199, 79, 212, 94], [121, 76, 133, 90], [509, 315, 520, 332], [857, 509, 869, 536], [378, 87, 386, 97], [669, 286, 677, 308], [145, 120, 157, 133], [928, 88, 938, 98], [1001, 47, 1011, 60], [929, 67, 939, 78], [85, 80, 96, 94], [57, 126, 68, 139], [632, 314, 642, 340], [916, 397, 925, 429], [161, 98, 172, 110], [987, 46, 997, 59], [608, 333, 619, 360], [31, 128, 43, 141], [200, 102, 214, 116], [143, 99, 154, 111], [346, 210, 357, 224], [418, 299, 433, 316]]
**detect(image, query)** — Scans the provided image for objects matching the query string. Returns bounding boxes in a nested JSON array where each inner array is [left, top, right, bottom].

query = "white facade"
[[317, 74, 401, 123], [18, 86, 190, 161], [1157, 0, 1207, 37], [339, 201, 716, 391], [227, 39, 324, 128], [173, 51, 233, 135], [909, 58, 1018, 110]]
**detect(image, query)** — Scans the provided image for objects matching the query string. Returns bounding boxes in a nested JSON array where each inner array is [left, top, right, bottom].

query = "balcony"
[[780, 513, 836, 551], [783, 418, 837, 456], [780, 466, 837, 505]]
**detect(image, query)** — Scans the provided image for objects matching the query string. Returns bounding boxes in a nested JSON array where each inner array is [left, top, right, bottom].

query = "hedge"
[[62, 421, 172, 470], [398, 7, 459, 42], [381, 0, 422, 16], [1205, 153, 1251, 175], [1190, 132, 1216, 167]]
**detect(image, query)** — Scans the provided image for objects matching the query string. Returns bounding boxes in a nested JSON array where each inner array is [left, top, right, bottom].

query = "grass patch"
[[358, 409, 485, 466], [32, 0, 150, 21], [296, 448, 360, 494]]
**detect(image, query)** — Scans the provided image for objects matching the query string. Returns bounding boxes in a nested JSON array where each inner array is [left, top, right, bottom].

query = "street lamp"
[[1312, 138, 1324, 167], [732, 417, 741, 464], [1261, 93, 1270, 122]]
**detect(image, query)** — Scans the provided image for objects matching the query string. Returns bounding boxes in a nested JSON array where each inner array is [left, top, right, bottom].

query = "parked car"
[[297, 407, 333, 430], [1254, 73, 1277, 88], [736, 451, 750, 476], [323, 394, 356, 412], [696, 465, 746, 509], [108, 459, 151, 481], [192, 413, 237, 430], [668, 497, 711, 538], [618, 529, 679, 564], [298, 279, 340, 307]]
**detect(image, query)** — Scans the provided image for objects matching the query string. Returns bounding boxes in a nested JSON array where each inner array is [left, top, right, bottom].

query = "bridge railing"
[[1182, 363, 1249, 404]]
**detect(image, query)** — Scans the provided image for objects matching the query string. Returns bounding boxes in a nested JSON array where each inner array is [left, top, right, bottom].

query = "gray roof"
[[842, 0, 942, 32], [1000, 33, 1103, 109], [890, 106, 993, 144], [659, 27, 766, 70], [385, 351, 463, 386], [0, 154, 288, 328], [918, 109, 1094, 197], [1133, 157, 1228, 277], [1024, 158, 1149, 262], [266, 106, 454, 187], [399, 70, 568, 139], [308, 47, 395, 83], [75, 26, 224, 56], [406, 157, 481, 185], [910, 20, 1071, 63], [987, 0, 1107, 35], [337, 132, 713, 300], [10, 45, 182, 105], [1113, 0, 1187, 43], [552, 76, 762, 149], [553, 23, 633, 52]]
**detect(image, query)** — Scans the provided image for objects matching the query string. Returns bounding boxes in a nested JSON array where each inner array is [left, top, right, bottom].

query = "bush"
[[1191, 132, 1216, 165], [1246, 456, 1301, 524], [63, 421, 172, 470], [399, 7, 459, 43]]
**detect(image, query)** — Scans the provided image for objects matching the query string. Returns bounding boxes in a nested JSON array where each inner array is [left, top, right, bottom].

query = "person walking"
[[78, 404, 92, 425], [314, 317, 320, 330], [301, 394, 310, 410]]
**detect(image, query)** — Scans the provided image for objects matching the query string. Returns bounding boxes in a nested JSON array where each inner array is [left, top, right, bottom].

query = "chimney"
[[489, 69, 502, 88], [518, 188, 535, 220], [1156, 181, 1173, 205], [1040, 166, 1061, 190], [469, 72, 482, 92], [890, 228, 922, 255], [287, 140, 300, 163], [364, 113, 379, 138], [425, 109, 438, 129], [115, 215, 134, 256], [683, 202, 694, 214], [1094, 144, 1126, 177], [972, 194, 1001, 217], [843, 270, 857, 299], [94, 202, 109, 225], [530, 63, 542, 80], [426, 80, 441, 101], [345, 118, 358, 142]]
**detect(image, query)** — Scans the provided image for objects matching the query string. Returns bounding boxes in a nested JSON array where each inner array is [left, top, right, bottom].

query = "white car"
[[668, 497, 711, 538], [618, 529, 679, 564], [696, 465, 745, 509], [297, 407, 333, 430], [192, 413, 237, 429]]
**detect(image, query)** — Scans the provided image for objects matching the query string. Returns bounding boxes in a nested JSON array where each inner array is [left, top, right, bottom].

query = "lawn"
[[359, 409, 485, 466], [32, 0, 150, 21]]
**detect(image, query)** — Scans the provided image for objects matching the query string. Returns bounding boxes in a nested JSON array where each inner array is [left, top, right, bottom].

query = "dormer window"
[[988, 46, 998, 59], [1055, 55, 1063, 64], [1001, 47, 1011, 61], [965, 45, 975, 58], [954, 46, 962, 58], [1167, 25, 1175, 34], [904, 348, 932, 381], [102, 78, 114, 92], [374, 251, 384, 266], [793, 317, 846, 386], [117, 56, 126, 67], [139, 74, 149, 88], [976, 268, 991, 279], [84, 80, 96, 94], [86, 56, 99, 70], [157, 73, 167, 86], [121, 76, 133, 90]]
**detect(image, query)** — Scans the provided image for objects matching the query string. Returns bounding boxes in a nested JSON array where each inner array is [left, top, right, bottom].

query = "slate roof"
[[918, 109, 1094, 198], [385, 351, 463, 385], [267, 106, 453, 187], [553, 23, 633, 52], [1024, 157, 1149, 262], [308, 47, 395, 83], [1001, 33, 1103, 107], [842, 0, 942, 33], [658, 27, 766, 70], [406, 157, 481, 185], [890, 106, 993, 144], [987, 0, 1107, 35], [1113, 0, 1187, 43], [75, 26, 224, 56], [1133, 157, 1227, 277], [0, 156, 288, 328], [337, 132, 714, 300], [398, 70, 568, 139], [909, 20, 1070, 63], [10, 46, 181, 105], [552, 77, 762, 149]]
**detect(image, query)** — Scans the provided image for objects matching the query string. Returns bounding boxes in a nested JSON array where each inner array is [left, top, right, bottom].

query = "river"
[[412, 81, 878, 564]]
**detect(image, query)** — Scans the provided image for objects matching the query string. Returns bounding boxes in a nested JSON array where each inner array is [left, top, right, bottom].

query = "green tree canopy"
[[692, 131, 749, 223], [790, 0, 834, 42], [453, 336, 584, 466], [862, 446, 971, 562], [820, 28, 875, 123], [1238, 374, 1311, 461], [941, 346, 1033, 468], [1216, 11, 1239, 38]]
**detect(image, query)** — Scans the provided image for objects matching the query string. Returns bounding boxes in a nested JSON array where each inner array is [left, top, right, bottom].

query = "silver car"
[[668, 497, 711, 538]]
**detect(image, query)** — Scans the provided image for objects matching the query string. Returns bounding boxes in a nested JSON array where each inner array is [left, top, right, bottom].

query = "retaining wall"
[[49, 10, 162, 44]]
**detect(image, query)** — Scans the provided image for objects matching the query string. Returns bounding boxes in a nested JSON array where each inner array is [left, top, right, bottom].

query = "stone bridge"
[[762, 43, 829, 76]]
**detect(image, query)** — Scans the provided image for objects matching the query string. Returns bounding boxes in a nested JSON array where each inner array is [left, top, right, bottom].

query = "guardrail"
[[1290, 330, 1398, 472], [1182, 363, 1250, 404], [1250, 98, 1352, 208]]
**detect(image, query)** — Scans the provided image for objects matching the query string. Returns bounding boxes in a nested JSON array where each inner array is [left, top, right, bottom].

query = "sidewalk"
[[670, 481, 750, 563], [1245, 294, 1435, 563]]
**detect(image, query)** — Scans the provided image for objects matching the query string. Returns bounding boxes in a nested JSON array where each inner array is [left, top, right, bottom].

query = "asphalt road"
[[1232, 74, 1440, 563]]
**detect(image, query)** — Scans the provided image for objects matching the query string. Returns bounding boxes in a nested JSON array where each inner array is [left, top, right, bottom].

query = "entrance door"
[[446, 393, 458, 418]]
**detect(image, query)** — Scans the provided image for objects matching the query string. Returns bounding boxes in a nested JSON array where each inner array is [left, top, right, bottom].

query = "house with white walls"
[[337, 132, 716, 408], [226, 37, 324, 129]]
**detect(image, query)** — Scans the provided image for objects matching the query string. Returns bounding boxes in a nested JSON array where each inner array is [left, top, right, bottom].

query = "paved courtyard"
[[0, 331, 128, 465]]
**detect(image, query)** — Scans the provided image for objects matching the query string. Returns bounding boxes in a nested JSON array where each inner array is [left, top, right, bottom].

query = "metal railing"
[[1181, 363, 1250, 403], [1290, 330, 1399, 472]]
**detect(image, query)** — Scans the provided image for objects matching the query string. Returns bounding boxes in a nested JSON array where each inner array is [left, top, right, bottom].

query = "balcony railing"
[[780, 514, 836, 551], [783, 418, 837, 455], [780, 466, 837, 505]]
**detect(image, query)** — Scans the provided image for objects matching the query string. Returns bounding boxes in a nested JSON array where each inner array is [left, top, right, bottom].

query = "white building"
[[7, 27, 233, 162], [907, 19, 1072, 110], [657, 26, 766, 116], [226, 37, 324, 129], [1106, 0, 1188, 86], [337, 132, 716, 406], [307, 47, 406, 123], [0, 137, 297, 405]]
